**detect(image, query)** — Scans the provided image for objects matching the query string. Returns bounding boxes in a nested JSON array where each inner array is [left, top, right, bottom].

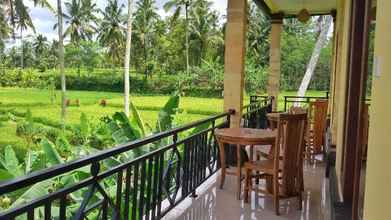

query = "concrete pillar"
[[363, 1, 391, 219], [223, 0, 247, 128], [267, 18, 283, 111], [328, 12, 337, 117]]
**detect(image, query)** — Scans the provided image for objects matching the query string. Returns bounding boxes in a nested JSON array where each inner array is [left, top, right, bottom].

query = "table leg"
[[236, 144, 242, 200], [250, 145, 254, 161], [266, 142, 275, 193], [218, 141, 226, 189]]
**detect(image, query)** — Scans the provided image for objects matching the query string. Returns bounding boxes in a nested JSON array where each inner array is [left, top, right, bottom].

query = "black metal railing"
[[242, 95, 273, 128], [283, 92, 329, 112], [0, 112, 232, 220]]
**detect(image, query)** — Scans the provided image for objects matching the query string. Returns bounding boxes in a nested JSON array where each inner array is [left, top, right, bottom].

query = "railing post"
[[284, 96, 287, 112], [173, 133, 178, 145]]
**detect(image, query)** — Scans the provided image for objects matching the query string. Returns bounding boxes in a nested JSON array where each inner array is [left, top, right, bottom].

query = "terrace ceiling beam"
[[253, 0, 336, 19], [253, 0, 272, 18]]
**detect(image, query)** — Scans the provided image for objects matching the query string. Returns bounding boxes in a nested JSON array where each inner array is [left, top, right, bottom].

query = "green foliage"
[[98, 0, 125, 65], [0, 146, 24, 178], [129, 101, 147, 137], [1, 1, 336, 94], [156, 95, 180, 132], [16, 109, 45, 148], [109, 112, 143, 144]]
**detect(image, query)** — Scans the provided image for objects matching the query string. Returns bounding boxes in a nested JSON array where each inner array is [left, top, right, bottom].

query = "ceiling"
[[264, 0, 337, 16]]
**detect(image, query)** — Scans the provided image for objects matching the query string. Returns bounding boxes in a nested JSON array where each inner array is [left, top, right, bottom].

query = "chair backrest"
[[288, 106, 307, 114], [274, 113, 307, 197], [308, 100, 328, 154]]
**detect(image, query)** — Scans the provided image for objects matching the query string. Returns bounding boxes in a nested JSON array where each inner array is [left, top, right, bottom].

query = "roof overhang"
[[254, 0, 337, 19]]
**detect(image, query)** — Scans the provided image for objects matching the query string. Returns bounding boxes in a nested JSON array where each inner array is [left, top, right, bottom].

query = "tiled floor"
[[163, 162, 329, 220]]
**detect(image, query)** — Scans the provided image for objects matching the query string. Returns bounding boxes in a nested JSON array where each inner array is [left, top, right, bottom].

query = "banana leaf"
[[10, 180, 54, 209], [0, 145, 23, 177], [156, 95, 180, 133], [129, 101, 146, 137], [112, 112, 142, 141], [0, 169, 14, 181], [41, 139, 64, 165]]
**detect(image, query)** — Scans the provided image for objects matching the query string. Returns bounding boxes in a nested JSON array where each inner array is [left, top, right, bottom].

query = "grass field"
[[0, 87, 326, 151]]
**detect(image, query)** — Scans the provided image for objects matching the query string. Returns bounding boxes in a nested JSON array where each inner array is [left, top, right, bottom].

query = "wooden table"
[[267, 112, 282, 122], [215, 128, 276, 199]]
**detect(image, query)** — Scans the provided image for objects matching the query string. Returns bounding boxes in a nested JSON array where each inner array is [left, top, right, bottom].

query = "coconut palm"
[[0, 4, 10, 39], [98, 0, 126, 66], [62, 0, 98, 44], [33, 34, 48, 56], [133, 0, 159, 77], [247, 3, 270, 66], [1, 0, 52, 68], [13, 0, 35, 69], [124, 0, 134, 116], [164, 0, 192, 75], [56, 0, 66, 129], [296, 16, 332, 99], [0, 4, 11, 53], [189, 0, 222, 66]]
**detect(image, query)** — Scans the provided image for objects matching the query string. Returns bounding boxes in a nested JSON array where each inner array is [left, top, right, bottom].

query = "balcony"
[[163, 162, 329, 220], [0, 97, 334, 220]]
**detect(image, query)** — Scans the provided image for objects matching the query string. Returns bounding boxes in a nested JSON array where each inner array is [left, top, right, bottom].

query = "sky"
[[15, 0, 227, 43]]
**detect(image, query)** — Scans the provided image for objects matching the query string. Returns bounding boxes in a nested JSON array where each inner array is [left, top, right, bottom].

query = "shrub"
[[100, 99, 107, 107]]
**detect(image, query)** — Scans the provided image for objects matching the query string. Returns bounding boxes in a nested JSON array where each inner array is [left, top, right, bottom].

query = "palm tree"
[[14, 1, 35, 69], [134, 0, 159, 77], [0, 4, 11, 53], [48, 39, 58, 68], [0, 3, 10, 37], [296, 16, 332, 99], [124, 0, 134, 116], [33, 34, 48, 57], [56, 0, 66, 129], [62, 0, 98, 44], [189, 0, 222, 66], [2, 0, 52, 68], [247, 3, 270, 66], [3, 0, 52, 36], [98, 0, 125, 67], [164, 0, 192, 75]]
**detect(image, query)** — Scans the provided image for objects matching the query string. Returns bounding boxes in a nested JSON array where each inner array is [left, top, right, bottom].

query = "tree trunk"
[[20, 28, 23, 69], [57, 0, 66, 129], [185, 3, 190, 75], [296, 16, 332, 101], [124, 0, 134, 116]]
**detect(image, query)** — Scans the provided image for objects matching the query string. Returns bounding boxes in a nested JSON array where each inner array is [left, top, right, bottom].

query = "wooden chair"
[[307, 100, 328, 162], [244, 113, 307, 215], [288, 106, 307, 114], [257, 106, 307, 160]]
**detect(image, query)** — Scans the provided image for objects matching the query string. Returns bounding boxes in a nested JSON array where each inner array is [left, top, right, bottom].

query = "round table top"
[[215, 128, 276, 145], [267, 112, 282, 120]]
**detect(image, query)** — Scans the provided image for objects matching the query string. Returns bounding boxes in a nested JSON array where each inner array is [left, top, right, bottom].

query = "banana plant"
[[0, 140, 89, 215], [105, 95, 180, 160]]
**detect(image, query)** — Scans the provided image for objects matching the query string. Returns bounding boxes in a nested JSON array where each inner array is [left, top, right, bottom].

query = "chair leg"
[[255, 154, 260, 185], [298, 192, 303, 210], [244, 168, 250, 203], [273, 175, 280, 216]]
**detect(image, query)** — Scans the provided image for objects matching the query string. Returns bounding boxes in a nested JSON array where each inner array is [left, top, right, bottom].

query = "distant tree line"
[[0, 0, 332, 92]]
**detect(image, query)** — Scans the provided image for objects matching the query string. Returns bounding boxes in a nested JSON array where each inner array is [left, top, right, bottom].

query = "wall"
[[363, 0, 391, 219], [330, 0, 352, 196]]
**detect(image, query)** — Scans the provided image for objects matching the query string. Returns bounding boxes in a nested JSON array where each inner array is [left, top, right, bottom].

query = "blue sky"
[[20, 0, 227, 42]]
